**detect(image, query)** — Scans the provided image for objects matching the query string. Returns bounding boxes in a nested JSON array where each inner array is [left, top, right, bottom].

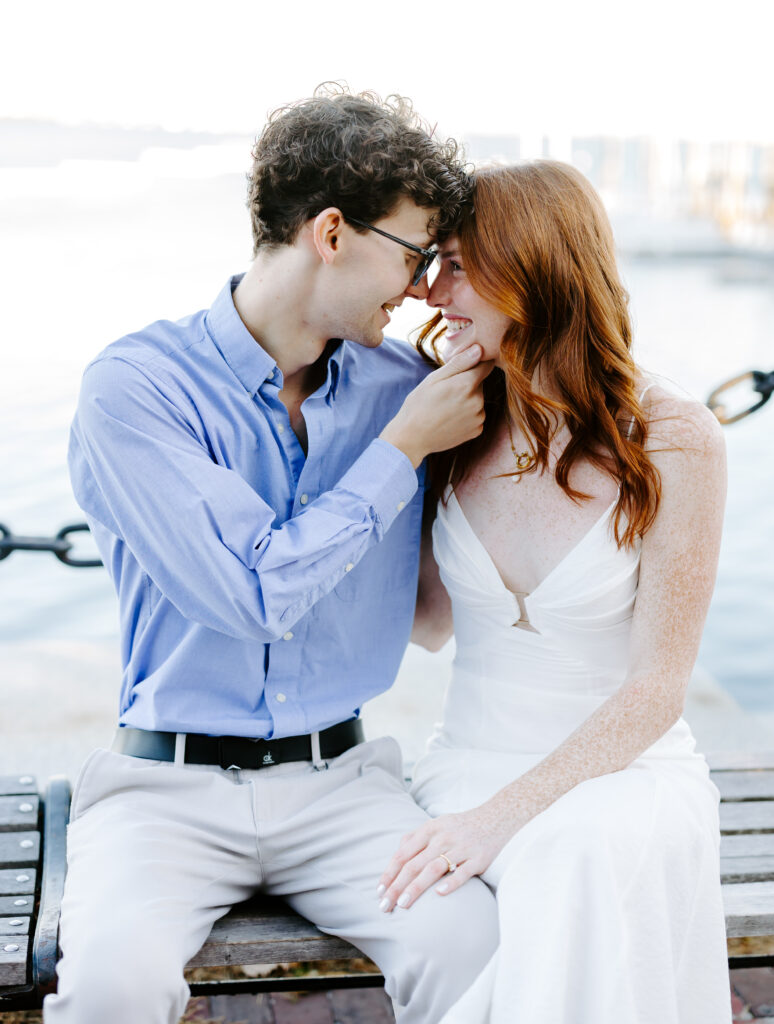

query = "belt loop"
[[310, 731, 328, 771], [174, 733, 187, 767]]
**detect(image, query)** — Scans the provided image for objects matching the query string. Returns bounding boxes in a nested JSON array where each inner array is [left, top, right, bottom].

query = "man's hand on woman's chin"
[[380, 344, 493, 468]]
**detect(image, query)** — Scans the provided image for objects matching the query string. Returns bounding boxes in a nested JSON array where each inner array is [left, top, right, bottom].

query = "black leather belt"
[[113, 719, 364, 770]]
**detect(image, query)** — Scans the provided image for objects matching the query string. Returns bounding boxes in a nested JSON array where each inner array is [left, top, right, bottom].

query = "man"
[[47, 87, 497, 1024]]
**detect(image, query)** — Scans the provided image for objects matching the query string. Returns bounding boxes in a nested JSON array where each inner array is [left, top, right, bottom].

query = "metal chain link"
[[0, 523, 102, 567], [707, 368, 774, 425]]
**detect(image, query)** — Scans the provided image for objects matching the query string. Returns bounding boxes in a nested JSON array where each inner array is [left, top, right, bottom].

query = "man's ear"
[[311, 207, 346, 266]]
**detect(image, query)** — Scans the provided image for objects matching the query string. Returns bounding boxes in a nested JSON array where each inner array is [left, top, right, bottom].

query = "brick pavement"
[[176, 970, 774, 1024], [180, 987, 395, 1024], [732, 967, 774, 1021]]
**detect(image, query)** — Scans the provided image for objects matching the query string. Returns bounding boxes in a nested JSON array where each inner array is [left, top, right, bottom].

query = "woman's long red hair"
[[418, 161, 660, 547]]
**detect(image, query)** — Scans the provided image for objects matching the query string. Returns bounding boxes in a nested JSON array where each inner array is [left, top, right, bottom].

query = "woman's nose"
[[426, 273, 448, 308]]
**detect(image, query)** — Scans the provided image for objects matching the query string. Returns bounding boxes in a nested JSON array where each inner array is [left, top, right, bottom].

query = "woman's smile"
[[442, 314, 473, 339]]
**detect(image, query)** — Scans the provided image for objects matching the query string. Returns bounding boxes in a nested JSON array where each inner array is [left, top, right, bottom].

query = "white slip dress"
[[410, 456, 732, 1022]]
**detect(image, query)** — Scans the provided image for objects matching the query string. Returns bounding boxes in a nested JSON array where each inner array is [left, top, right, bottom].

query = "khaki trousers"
[[43, 736, 498, 1024]]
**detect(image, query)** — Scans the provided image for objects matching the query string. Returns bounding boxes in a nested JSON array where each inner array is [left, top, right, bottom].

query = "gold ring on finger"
[[439, 853, 457, 874]]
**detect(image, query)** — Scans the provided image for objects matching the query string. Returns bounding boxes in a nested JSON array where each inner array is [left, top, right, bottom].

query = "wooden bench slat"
[[0, 869, 36, 896], [720, 801, 774, 834], [714, 771, 774, 802], [0, 833, 40, 868], [0, 936, 28, 987], [0, 777, 37, 798], [709, 753, 774, 771], [0, 918, 29, 937], [724, 881, 774, 937], [188, 900, 361, 968], [721, 834, 774, 858], [721, 856, 774, 883], [0, 897, 34, 916], [0, 796, 40, 833]]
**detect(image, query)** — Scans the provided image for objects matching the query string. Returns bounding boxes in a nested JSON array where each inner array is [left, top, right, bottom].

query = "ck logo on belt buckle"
[[262, 753, 275, 765]]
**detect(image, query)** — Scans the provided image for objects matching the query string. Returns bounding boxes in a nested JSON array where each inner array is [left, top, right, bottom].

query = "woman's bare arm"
[[411, 494, 454, 652]]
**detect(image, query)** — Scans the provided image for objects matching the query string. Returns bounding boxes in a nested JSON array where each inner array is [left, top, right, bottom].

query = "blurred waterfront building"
[[464, 132, 774, 256]]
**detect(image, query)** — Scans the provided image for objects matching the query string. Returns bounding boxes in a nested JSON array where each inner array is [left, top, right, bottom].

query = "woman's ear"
[[311, 207, 346, 266]]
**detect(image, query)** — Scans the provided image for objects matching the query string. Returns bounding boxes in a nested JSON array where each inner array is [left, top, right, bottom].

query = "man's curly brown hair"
[[246, 83, 471, 255]]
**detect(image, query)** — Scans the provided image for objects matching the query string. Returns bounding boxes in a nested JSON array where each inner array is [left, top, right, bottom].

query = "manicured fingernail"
[[437, 882, 449, 894], [397, 892, 410, 908], [379, 897, 391, 913], [376, 884, 385, 897]]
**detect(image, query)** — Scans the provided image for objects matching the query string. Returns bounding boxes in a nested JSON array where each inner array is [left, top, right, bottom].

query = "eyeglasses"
[[346, 217, 438, 286]]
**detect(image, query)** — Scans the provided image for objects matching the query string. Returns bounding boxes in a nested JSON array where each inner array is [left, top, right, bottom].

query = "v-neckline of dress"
[[447, 488, 617, 602]]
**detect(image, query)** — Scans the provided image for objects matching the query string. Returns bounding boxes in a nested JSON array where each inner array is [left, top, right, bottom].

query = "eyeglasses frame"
[[345, 216, 438, 286]]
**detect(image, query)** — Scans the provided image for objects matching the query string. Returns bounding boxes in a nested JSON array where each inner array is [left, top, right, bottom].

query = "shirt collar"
[[205, 275, 277, 397], [322, 339, 345, 401], [206, 275, 348, 400]]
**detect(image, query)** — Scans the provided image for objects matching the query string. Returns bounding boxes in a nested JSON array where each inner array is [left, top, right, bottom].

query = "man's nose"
[[405, 274, 430, 301]]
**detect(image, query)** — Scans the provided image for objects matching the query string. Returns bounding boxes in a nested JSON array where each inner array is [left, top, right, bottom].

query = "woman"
[[377, 162, 731, 1023]]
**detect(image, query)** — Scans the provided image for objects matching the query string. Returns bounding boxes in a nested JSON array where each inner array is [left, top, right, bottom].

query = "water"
[[0, 145, 773, 780], [618, 259, 774, 709]]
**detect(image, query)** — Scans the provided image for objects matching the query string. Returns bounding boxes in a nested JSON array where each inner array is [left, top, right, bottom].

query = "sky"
[[3, 0, 773, 144]]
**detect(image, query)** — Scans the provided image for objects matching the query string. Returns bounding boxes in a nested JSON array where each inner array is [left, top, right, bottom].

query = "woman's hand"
[[376, 803, 516, 911]]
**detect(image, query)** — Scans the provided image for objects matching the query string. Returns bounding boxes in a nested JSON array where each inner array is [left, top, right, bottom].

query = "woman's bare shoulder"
[[639, 380, 725, 459]]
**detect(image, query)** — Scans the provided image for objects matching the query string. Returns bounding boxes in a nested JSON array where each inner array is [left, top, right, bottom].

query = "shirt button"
[[277, 423, 285, 434], [300, 494, 308, 505], [397, 501, 406, 511], [276, 693, 287, 703], [283, 631, 294, 641], [345, 563, 354, 572]]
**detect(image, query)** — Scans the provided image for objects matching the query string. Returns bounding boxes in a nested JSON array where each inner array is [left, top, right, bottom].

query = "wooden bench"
[[711, 751, 774, 966], [4, 754, 774, 1010]]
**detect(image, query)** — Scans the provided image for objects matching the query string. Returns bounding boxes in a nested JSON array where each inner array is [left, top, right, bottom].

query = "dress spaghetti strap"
[[626, 379, 656, 439]]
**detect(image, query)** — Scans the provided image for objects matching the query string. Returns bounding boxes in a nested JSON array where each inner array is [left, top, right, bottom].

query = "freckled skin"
[[457, 418, 619, 594], [382, 384, 727, 909]]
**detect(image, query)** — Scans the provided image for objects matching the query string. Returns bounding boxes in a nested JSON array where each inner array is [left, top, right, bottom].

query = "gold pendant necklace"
[[505, 418, 536, 482]]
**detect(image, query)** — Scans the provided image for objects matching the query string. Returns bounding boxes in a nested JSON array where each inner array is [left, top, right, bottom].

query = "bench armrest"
[[33, 776, 71, 997]]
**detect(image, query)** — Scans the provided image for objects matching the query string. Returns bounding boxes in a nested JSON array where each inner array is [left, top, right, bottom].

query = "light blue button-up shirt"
[[69, 276, 430, 738]]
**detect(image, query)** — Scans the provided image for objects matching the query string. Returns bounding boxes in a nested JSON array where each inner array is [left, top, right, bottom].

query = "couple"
[[49, 87, 731, 1023]]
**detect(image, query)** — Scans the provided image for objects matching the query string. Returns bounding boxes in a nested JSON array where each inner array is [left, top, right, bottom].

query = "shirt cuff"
[[337, 438, 419, 533]]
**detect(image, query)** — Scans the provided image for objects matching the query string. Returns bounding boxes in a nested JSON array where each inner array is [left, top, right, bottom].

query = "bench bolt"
[[8, 920, 23, 927], [15, 874, 30, 883], [3, 944, 20, 953], [19, 840, 34, 849], [18, 803, 34, 812], [13, 899, 28, 907]]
